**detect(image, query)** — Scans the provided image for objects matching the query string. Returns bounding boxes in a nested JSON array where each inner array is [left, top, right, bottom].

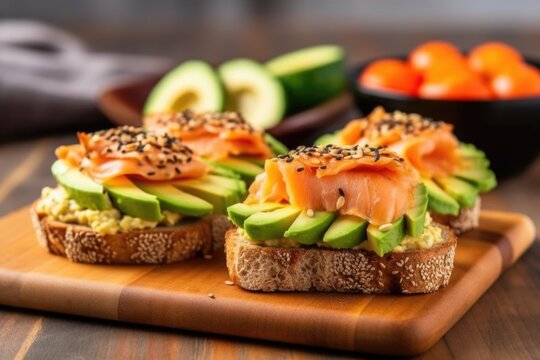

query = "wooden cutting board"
[[0, 206, 535, 356]]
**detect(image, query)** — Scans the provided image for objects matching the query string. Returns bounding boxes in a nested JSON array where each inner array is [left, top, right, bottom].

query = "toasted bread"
[[431, 198, 480, 235], [31, 204, 232, 265], [225, 224, 457, 294]]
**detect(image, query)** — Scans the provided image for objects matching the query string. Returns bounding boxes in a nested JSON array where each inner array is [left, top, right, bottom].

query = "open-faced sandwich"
[[144, 111, 288, 184], [31, 126, 251, 264], [225, 145, 457, 293], [316, 107, 496, 234]]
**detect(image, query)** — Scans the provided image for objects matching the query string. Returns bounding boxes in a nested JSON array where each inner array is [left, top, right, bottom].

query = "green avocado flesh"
[[208, 164, 242, 179], [203, 175, 247, 197], [314, 132, 341, 146], [453, 167, 497, 192], [214, 158, 264, 184], [285, 210, 336, 245], [266, 45, 347, 114], [264, 133, 289, 156], [103, 176, 163, 221], [143, 60, 224, 115], [244, 206, 301, 240], [367, 217, 406, 257], [219, 58, 285, 130], [435, 176, 479, 209], [172, 178, 240, 215], [405, 183, 428, 237], [227, 202, 285, 228], [134, 181, 213, 217], [322, 215, 367, 249], [51, 160, 110, 211], [424, 179, 460, 216]]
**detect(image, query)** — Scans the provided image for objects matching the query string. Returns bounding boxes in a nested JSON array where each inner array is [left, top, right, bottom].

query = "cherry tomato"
[[359, 59, 420, 96], [419, 69, 492, 100], [409, 41, 464, 73], [490, 64, 540, 99], [468, 42, 523, 77]]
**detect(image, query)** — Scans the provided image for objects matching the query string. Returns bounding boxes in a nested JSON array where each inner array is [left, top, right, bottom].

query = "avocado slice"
[[424, 179, 460, 216], [322, 215, 367, 249], [243, 206, 301, 241], [227, 202, 285, 227], [264, 133, 289, 156], [143, 60, 224, 115], [453, 167, 497, 192], [203, 175, 247, 198], [405, 183, 428, 237], [314, 131, 341, 146], [458, 143, 490, 168], [134, 181, 213, 217], [214, 158, 264, 184], [284, 210, 336, 245], [435, 176, 479, 209], [172, 178, 239, 214], [367, 217, 406, 257], [103, 176, 162, 221], [51, 160, 110, 211], [219, 58, 285, 130], [266, 45, 347, 114], [207, 163, 242, 179]]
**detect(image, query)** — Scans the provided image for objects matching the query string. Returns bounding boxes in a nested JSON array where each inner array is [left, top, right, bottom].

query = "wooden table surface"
[[1, 24, 540, 359]]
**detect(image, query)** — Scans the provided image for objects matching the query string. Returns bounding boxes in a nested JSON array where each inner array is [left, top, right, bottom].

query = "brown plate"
[[98, 75, 353, 139]]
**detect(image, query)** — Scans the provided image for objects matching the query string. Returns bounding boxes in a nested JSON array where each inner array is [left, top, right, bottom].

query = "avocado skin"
[[405, 183, 428, 238], [322, 215, 368, 249], [244, 206, 301, 241], [367, 217, 406, 257], [227, 203, 285, 228], [285, 210, 336, 245], [51, 160, 110, 211], [103, 176, 163, 222]]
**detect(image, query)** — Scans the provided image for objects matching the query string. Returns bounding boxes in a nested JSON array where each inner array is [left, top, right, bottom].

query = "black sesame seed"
[[338, 188, 345, 196]]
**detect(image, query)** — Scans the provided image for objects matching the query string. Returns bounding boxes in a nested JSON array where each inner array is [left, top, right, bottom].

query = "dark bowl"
[[350, 57, 540, 178]]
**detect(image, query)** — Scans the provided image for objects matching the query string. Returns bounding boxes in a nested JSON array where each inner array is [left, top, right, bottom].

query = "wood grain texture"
[[0, 207, 534, 356]]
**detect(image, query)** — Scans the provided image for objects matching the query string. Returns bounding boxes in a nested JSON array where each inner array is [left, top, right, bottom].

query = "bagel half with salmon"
[[315, 107, 496, 234], [225, 145, 457, 294], [31, 125, 253, 264]]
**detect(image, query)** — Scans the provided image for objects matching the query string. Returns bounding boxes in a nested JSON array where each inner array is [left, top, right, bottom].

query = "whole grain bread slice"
[[31, 204, 232, 265], [225, 224, 457, 294], [431, 198, 481, 235]]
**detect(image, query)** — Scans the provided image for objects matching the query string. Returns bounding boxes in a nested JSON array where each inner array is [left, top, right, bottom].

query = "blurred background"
[[1, 0, 540, 153]]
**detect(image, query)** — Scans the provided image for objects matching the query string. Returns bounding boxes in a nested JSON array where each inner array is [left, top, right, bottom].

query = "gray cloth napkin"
[[0, 20, 171, 141]]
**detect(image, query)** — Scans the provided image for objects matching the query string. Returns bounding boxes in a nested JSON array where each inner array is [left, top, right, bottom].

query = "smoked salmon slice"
[[337, 107, 461, 178], [246, 145, 419, 226], [56, 126, 207, 181], [144, 111, 272, 160]]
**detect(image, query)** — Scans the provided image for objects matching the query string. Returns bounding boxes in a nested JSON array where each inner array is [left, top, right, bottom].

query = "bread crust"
[[225, 225, 457, 294], [31, 205, 233, 265], [431, 198, 481, 235]]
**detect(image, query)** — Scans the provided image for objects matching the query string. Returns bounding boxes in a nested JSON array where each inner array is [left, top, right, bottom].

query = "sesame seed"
[[306, 208, 314, 217], [336, 196, 345, 210], [203, 254, 213, 260], [208, 293, 215, 299], [296, 167, 304, 172], [224, 280, 234, 286], [378, 223, 393, 232], [338, 188, 345, 197]]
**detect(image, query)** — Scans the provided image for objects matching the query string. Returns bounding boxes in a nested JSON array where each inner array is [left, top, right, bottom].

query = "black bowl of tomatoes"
[[350, 41, 540, 177]]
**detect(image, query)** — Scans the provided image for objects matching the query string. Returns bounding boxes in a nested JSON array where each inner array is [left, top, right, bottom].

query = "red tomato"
[[359, 59, 420, 96], [490, 64, 540, 99], [409, 41, 464, 73], [468, 42, 523, 77], [419, 69, 492, 100]]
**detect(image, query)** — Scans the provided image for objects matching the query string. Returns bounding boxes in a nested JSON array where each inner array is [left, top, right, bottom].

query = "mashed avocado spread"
[[36, 187, 182, 235]]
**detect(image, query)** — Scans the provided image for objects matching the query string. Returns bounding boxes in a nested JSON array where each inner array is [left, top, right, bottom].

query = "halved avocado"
[[143, 60, 224, 115], [219, 58, 285, 129], [51, 160, 110, 211], [215, 158, 264, 184], [266, 45, 347, 113], [405, 183, 428, 237], [227, 202, 285, 227], [103, 176, 162, 221], [424, 178, 460, 216], [284, 210, 336, 245], [435, 176, 479, 209], [134, 181, 213, 217], [243, 206, 301, 241], [322, 215, 367, 249], [367, 217, 405, 257]]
